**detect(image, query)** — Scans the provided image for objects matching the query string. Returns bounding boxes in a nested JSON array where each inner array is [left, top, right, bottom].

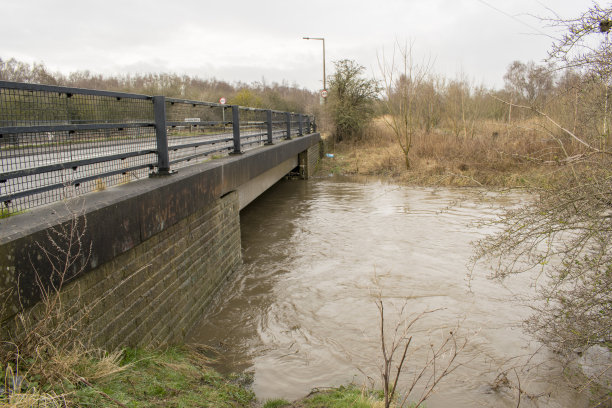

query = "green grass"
[[263, 399, 291, 408], [2, 346, 397, 408], [68, 347, 256, 408], [0, 208, 26, 219], [265, 386, 385, 408]]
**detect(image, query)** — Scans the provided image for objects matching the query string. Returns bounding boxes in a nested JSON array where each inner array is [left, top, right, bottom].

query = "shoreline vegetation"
[[1, 346, 386, 407], [315, 117, 578, 189]]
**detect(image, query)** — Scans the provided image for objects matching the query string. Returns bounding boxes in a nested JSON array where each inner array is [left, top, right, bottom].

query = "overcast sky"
[[1, 0, 597, 91]]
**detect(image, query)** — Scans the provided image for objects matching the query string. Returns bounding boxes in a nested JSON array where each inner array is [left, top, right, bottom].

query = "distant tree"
[[0, 56, 320, 116], [378, 41, 433, 169], [0, 58, 57, 85], [414, 77, 442, 133], [230, 88, 264, 108], [503, 60, 555, 109], [327, 59, 380, 142]]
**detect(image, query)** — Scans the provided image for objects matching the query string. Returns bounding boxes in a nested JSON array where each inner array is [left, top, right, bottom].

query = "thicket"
[[472, 5, 612, 405], [322, 40, 611, 188]]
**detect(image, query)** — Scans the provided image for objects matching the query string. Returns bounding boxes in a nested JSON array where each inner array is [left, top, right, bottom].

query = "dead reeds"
[[319, 116, 585, 188]]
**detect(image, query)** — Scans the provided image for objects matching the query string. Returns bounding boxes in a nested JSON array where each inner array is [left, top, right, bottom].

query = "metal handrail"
[[0, 81, 316, 214]]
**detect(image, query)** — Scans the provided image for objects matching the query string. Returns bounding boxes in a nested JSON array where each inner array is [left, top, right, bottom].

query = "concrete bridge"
[[0, 81, 321, 348]]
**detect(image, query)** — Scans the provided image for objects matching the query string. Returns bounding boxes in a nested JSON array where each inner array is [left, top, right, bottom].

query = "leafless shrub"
[[378, 40, 434, 170], [472, 6, 612, 405], [369, 274, 469, 408]]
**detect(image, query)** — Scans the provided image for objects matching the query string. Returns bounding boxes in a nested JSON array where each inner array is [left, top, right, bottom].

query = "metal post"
[[322, 38, 326, 93], [265, 110, 274, 145], [231, 105, 242, 154], [285, 112, 292, 140], [303, 37, 326, 102], [153, 96, 171, 175], [298, 114, 303, 136]]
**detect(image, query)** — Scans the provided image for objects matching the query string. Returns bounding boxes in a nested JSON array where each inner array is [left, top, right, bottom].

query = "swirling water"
[[188, 178, 587, 407]]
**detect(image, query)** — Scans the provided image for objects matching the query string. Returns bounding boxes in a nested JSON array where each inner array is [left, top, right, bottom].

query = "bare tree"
[[474, 4, 612, 404], [378, 41, 433, 169], [546, 3, 612, 147]]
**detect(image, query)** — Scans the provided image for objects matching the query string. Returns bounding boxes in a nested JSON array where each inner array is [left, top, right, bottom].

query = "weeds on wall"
[[0, 203, 129, 407]]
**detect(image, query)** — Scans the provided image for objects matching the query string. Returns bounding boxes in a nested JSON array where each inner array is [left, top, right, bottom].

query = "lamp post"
[[303, 36, 326, 100]]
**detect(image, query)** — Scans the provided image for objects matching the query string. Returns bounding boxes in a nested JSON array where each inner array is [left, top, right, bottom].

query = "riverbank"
[[316, 118, 575, 188], [1, 346, 384, 407]]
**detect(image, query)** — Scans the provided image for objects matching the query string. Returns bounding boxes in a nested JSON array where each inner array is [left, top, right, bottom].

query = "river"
[[188, 177, 587, 407]]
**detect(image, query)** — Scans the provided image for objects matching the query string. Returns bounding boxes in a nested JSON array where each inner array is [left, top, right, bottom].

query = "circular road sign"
[[219, 97, 226, 104], [320, 89, 328, 98]]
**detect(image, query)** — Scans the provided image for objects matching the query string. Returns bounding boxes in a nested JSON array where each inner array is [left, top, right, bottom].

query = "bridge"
[[0, 81, 321, 348]]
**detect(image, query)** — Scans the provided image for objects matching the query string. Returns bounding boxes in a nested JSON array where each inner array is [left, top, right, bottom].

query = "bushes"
[[327, 59, 380, 143]]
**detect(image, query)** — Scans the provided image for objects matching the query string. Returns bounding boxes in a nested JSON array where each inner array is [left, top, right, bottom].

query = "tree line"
[[327, 56, 610, 148], [0, 57, 321, 115]]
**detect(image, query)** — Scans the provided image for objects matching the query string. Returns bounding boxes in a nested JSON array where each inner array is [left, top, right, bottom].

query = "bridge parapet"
[[0, 81, 315, 216]]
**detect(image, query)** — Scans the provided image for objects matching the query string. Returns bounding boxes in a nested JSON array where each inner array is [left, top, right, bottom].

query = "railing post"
[[312, 117, 317, 132], [231, 105, 242, 154], [265, 110, 274, 145], [153, 95, 171, 175], [285, 112, 291, 140], [298, 114, 303, 136]]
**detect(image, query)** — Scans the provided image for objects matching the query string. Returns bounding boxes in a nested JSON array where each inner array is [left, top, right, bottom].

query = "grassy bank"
[[1, 346, 387, 408], [317, 117, 578, 188], [263, 386, 385, 408], [1, 346, 256, 407]]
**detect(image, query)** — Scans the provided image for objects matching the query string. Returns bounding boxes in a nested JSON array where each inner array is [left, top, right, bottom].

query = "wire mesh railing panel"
[[164, 99, 233, 169], [239, 108, 267, 150], [290, 113, 302, 137], [0, 82, 157, 215], [0, 84, 153, 126], [1, 126, 158, 214], [271, 111, 288, 141], [1, 81, 316, 216]]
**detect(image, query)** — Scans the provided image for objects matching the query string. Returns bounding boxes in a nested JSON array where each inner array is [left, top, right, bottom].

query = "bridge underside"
[[0, 133, 320, 348], [237, 156, 298, 210]]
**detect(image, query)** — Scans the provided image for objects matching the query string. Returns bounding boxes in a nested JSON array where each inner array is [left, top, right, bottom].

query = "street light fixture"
[[302, 37, 326, 97]]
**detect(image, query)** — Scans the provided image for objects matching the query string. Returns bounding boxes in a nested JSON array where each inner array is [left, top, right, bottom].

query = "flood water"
[[188, 178, 587, 407]]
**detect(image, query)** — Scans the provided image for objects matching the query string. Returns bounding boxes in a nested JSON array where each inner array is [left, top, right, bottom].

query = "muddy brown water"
[[188, 177, 587, 407]]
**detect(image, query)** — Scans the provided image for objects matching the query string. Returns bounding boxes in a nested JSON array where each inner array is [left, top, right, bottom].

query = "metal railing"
[[0, 81, 315, 215]]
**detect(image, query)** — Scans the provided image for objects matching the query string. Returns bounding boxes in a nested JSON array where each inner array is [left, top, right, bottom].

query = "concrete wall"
[[299, 141, 321, 179], [61, 192, 240, 348], [0, 133, 320, 349]]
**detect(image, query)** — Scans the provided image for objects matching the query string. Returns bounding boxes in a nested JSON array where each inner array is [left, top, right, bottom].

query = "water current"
[[188, 177, 588, 407]]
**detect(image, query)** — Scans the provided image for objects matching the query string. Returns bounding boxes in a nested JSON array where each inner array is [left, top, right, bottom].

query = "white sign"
[[185, 118, 201, 123], [320, 89, 328, 98], [219, 97, 226, 105]]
